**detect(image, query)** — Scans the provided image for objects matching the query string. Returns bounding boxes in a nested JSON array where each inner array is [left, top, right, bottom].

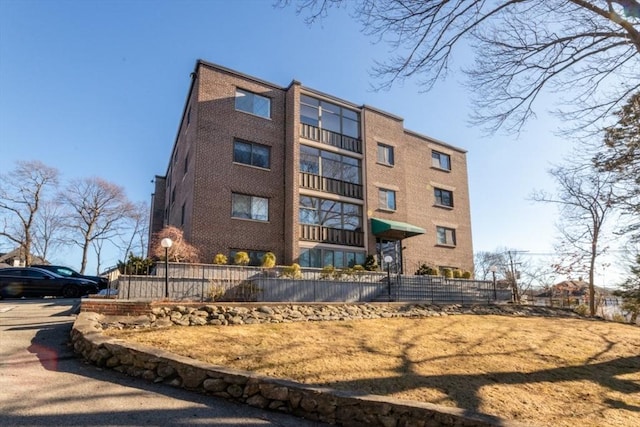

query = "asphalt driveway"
[[0, 298, 328, 426]]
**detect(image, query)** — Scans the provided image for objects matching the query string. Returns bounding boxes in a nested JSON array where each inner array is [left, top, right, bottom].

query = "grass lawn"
[[107, 314, 640, 427]]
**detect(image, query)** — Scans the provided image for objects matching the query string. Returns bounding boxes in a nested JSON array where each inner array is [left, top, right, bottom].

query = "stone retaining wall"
[[72, 303, 571, 426]]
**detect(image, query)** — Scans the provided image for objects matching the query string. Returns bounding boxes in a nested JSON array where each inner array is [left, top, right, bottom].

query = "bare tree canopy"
[[282, 0, 640, 134], [0, 160, 59, 265], [61, 177, 135, 273], [594, 91, 640, 239], [533, 164, 616, 315]]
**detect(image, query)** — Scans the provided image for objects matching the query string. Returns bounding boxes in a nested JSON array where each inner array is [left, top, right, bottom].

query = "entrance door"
[[376, 239, 402, 274]]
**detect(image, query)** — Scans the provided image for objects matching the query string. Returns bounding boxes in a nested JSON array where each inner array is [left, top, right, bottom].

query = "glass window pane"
[[253, 95, 270, 118], [355, 252, 366, 266], [301, 95, 319, 107], [232, 194, 251, 218], [301, 104, 319, 127], [334, 251, 345, 268], [388, 191, 396, 210], [252, 197, 268, 221], [300, 146, 319, 174], [323, 250, 334, 267], [299, 208, 318, 225], [342, 117, 359, 138], [233, 141, 252, 164], [322, 110, 341, 133], [253, 145, 270, 168]]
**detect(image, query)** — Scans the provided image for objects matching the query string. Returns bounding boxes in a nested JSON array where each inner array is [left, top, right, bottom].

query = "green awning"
[[370, 218, 425, 240]]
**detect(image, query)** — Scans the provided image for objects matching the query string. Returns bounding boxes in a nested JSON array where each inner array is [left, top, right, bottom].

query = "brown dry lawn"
[[107, 315, 640, 427]]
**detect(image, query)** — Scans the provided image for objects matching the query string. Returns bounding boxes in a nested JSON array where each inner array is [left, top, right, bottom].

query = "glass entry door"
[[376, 239, 402, 274]]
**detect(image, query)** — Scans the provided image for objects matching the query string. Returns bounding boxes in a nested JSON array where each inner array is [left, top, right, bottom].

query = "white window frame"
[[378, 188, 396, 211], [436, 226, 456, 246], [377, 143, 394, 166], [232, 193, 269, 221]]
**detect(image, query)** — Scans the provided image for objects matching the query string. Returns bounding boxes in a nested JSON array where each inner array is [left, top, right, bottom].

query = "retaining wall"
[[72, 302, 569, 426]]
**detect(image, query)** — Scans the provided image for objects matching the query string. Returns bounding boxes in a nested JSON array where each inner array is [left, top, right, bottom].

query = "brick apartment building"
[[149, 60, 474, 274]]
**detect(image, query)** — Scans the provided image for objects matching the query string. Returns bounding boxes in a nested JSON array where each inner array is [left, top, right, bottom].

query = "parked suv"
[[31, 265, 108, 290]]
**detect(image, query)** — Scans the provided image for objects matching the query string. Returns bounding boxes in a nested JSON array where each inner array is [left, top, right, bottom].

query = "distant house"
[[536, 279, 594, 298], [0, 249, 47, 268]]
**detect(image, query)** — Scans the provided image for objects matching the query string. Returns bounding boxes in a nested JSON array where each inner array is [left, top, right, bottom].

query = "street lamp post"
[[490, 265, 497, 301], [161, 238, 173, 299], [384, 255, 393, 301]]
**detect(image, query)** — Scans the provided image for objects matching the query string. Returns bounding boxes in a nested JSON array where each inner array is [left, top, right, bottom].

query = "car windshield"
[[54, 267, 75, 276]]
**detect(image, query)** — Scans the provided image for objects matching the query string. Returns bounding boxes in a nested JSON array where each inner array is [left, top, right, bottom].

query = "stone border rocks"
[[72, 303, 566, 426]]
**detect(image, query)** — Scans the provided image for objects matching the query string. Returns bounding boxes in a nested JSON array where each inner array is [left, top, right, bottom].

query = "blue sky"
[[1, 0, 611, 281]]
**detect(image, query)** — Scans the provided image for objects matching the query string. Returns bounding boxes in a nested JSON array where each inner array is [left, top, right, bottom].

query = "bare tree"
[[150, 225, 199, 263], [283, 0, 640, 134], [31, 200, 67, 261], [594, 91, 640, 240], [117, 201, 149, 261], [533, 164, 616, 315], [0, 161, 59, 265], [61, 177, 135, 273]]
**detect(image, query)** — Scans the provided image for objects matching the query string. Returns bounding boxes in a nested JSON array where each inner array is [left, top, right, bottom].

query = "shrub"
[[261, 252, 276, 268], [206, 281, 226, 301], [212, 253, 228, 265], [320, 265, 335, 280], [364, 255, 379, 271], [574, 304, 589, 316], [118, 253, 154, 275], [611, 313, 627, 323], [453, 269, 463, 279], [442, 268, 453, 279], [462, 271, 472, 279], [415, 263, 439, 276], [281, 263, 302, 279], [234, 251, 250, 266]]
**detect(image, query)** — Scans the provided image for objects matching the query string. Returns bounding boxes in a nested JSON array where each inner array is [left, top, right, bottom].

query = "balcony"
[[299, 172, 363, 199], [300, 224, 364, 247], [300, 123, 362, 154]]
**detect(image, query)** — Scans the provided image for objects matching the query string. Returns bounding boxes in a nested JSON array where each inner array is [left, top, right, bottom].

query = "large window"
[[432, 150, 451, 171], [300, 95, 360, 138], [436, 226, 456, 246], [377, 143, 394, 166], [299, 196, 362, 230], [299, 145, 361, 184], [434, 188, 454, 207], [232, 193, 269, 221], [378, 188, 396, 211], [235, 88, 271, 118], [234, 139, 271, 169], [299, 247, 365, 268]]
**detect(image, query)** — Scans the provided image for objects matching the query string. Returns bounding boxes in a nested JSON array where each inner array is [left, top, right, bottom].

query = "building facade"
[[149, 60, 474, 274]]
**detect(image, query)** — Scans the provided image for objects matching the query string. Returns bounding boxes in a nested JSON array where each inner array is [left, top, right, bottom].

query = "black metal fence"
[[110, 262, 511, 304]]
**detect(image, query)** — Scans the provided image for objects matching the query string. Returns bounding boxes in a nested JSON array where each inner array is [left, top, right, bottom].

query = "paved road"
[[0, 299, 328, 426]]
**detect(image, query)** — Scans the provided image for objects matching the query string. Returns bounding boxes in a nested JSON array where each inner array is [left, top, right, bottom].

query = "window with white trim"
[[377, 143, 394, 166], [235, 88, 271, 118], [232, 193, 269, 221], [436, 226, 456, 246], [434, 188, 454, 207], [379, 188, 396, 211], [432, 150, 451, 171]]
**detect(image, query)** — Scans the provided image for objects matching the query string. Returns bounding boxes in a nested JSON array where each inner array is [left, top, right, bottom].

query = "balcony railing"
[[299, 172, 363, 199], [300, 123, 362, 154], [300, 224, 364, 247]]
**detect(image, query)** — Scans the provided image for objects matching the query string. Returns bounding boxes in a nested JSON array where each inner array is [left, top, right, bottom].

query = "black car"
[[31, 264, 108, 290], [0, 267, 99, 299]]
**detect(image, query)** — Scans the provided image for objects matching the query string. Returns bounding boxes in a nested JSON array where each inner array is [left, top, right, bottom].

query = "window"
[[181, 203, 186, 226], [434, 188, 454, 207], [379, 189, 396, 211], [234, 139, 271, 169], [299, 247, 365, 268], [299, 145, 361, 184], [432, 150, 451, 170], [299, 196, 362, 230], [232, 193, 269, 221], [300, 94, 360, 138], [184, 152, 189, 175], [436, 226, 456, 246], [235, 88, 271, 118], [377, 143, 394, 166]]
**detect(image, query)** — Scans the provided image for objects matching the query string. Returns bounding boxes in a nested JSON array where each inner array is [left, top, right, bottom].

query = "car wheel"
[[61, 285, 81, 298]]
